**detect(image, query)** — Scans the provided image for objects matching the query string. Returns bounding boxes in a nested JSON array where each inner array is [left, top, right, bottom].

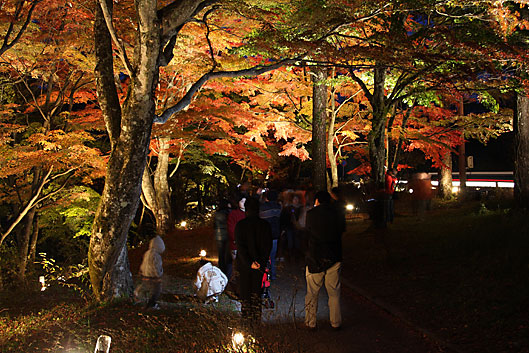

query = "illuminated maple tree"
[[0, 0, 103, 281]]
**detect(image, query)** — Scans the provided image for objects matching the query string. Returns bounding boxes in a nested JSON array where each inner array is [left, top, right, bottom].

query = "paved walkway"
[[261, 260, 447, 353]]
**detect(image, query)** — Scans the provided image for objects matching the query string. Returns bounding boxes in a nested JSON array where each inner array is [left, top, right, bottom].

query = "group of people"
[[134, 183, 348, 331], [214, 186, 347, 330]]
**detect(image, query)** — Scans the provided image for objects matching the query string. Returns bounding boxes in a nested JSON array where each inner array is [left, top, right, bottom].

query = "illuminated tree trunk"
[[328, 87, 338, 189], [514, 93, 529, 208], [89, 0, 158, 301], [439, 152, 453, 199], [312, 66, 327, 191], [141, 137, 173, 235]]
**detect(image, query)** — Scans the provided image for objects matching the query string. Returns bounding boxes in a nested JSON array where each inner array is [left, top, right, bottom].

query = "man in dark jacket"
[[235, 197, 273, 326], [304, 190, 345, 330]]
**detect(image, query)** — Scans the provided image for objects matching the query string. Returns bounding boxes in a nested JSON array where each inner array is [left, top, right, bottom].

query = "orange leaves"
[[278, 141, 310, 160]]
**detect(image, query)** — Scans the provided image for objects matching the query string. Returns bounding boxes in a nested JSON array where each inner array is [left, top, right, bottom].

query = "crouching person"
[[194, 260, 228, 303], [134, 234, 165, 309]]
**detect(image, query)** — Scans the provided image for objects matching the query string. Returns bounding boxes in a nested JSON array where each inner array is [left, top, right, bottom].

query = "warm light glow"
[[452, 186, 459, 193], [409, 189, 414, 194], [199, 250, 207, 257], [232, 332, 245, 349], [180, 221, 187, 228], [39, 276, 47, 291], [346, 204, 354, 211], [94, 334, 111, 353]]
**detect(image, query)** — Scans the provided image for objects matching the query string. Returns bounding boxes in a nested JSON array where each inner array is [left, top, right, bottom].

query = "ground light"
[[232, 332, 245, 349], [180, 220, 187, 228], [346, 204, 354, 211], [199, 249, 207, 257], [39, 276, 47, 291], [229, 330, 257, 352], [94, 335, 111, 353]]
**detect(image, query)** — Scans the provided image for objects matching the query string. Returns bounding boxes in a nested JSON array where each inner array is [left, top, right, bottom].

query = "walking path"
[[133, 227, 450, 352], [261, 260, 447, 353]]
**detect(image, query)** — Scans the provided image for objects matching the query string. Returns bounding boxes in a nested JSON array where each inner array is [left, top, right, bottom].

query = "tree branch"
[[0, 0, 41, 57], [97, 0, 133, 77], [0, 167, 53, 246], [154, 59, 296, 123]]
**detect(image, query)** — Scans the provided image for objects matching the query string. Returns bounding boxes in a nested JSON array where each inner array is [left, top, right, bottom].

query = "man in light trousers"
[[304, 190, 346, 330]]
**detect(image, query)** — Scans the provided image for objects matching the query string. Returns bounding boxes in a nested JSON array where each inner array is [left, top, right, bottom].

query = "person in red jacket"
[[384, 168, 398, 224]]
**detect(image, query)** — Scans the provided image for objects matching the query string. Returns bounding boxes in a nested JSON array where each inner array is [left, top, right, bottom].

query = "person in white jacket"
[[194, 260, 228, 303], [134, 235, 165, 308]]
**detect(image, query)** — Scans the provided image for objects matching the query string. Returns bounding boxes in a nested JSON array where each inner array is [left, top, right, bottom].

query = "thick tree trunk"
[[439, 152, 453, 199], [88, 100, 154, 301], [514, 93, 529, 208], [312, 66, 328, 192], [368, 66, 388, 189], [89, 0, 159, 301]]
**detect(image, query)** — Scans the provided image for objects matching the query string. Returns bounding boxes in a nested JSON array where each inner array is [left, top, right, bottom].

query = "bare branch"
[[97, 0, 133, 77], [0, 167, 53, 246], [0, 0, 42, 56]]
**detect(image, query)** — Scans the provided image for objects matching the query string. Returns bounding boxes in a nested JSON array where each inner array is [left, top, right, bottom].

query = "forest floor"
[[1, 197, 528, 352]]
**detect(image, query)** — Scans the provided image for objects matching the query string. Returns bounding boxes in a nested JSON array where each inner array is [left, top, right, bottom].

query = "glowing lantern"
[[94, 335, 111, 353], [346, 204, 354, 211], [180, 221, 187, 228], [39, 276, 47, 291], [232, 332, 244, 350], [199, 250, 207, 257]]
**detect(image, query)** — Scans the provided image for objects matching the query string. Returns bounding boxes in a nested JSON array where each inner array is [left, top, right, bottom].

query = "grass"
[[343, 197, 529, 352]]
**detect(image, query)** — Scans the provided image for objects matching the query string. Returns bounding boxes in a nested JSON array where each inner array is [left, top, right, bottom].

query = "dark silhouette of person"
[[235, 197, 273, 327], [304, 191, 345, 330]]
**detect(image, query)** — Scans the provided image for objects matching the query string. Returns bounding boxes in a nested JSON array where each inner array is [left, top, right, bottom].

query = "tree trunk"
[[16, 166, 43, 283], [311, 66, 327, 192], [141, 138, 173, 235], [368, 66, 388, 189], [457, 99, 466, 195], [514, 93, 529, 208], [439, 151, 453, 199], [328, 87, 338, 189], [29, 215, 39, 265], [89, 0, 159, 301], [16, 207, 36, 283]]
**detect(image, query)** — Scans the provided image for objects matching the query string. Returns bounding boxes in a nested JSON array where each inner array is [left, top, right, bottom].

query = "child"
[[194, 260, 228, 304], [134, 234, 165, 309]]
